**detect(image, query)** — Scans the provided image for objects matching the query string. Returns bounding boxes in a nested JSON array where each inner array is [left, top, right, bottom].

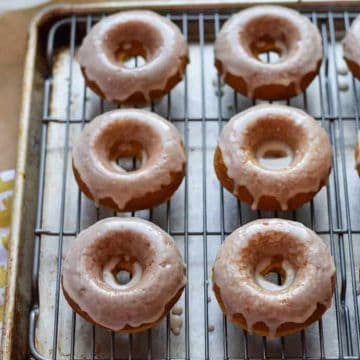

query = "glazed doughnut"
[[78, 10, 188, 105], [343, 16, 360, 80], [212, 219, 335, 337], [214, 104, 332, 211], [72, 109, 186, 212], [62, 217, 186, 332], [355, 132, 360, 176], [214, 6, 322, 100]]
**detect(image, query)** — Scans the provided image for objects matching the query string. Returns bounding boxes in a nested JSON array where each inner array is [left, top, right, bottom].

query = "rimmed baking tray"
[[3, 1, 360, 359]]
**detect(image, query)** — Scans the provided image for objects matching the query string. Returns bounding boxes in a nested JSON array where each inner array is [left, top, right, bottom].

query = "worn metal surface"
[[3, 2, 360, 360]]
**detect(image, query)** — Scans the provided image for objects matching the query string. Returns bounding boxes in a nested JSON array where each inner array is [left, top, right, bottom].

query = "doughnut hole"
[[236, 229, 305, 283], [83, 232, 154, 291], [105, 21, 163, 69], [103, 259, 143, 289], [111, 142, 144, 172], [115, 40, 147, 68], [257, 256, 287, 287], [258, 50, 281, 64], [109, 140, 146, 172], [115, 269, 132, 285], [242, 115, 308, 171], [241, 16, 301, 64], [116, 154, 142, 172], [93, 119, 162, 174]]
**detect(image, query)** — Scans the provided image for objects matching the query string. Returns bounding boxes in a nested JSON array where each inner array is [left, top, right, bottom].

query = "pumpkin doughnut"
[[214, 6, 322, 100], [72, 109, 186, 212], [343, 15, 360, 80], [214, 104, 332, 211], [78, 10, 188, 105], [355, 132, 360, 176], [212, 219, 336, 337], [62, 217, 186, 332]]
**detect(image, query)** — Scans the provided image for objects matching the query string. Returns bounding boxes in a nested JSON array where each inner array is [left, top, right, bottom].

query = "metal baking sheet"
[[3, 2, 360, 360]]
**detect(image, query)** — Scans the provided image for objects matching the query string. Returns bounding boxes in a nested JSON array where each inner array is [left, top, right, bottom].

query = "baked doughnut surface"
[[214, 104, 332, 211], [214, 6, 322, 100], [62, 217, 186, 332], [355, 132, 360, 176], [343, 16, 360, 80], [78, 10, 188, 105], [212, 219, 335, 337], [72, 109, 186, 212]]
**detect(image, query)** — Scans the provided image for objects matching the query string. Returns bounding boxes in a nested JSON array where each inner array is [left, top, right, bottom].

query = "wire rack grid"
[[27, 8, 360, 360]]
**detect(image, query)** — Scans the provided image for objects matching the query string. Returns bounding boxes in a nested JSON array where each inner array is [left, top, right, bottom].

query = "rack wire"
[[28, 8, 360, 360]]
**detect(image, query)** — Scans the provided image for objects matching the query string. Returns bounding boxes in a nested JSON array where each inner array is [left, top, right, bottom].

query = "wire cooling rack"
[[27, 8, 360, 360]]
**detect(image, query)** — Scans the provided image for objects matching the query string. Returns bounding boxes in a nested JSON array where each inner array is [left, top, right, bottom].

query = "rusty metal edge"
[[18, 0, 360, 15], [2, 0, 360, 359], [0, 6, 39, 360]]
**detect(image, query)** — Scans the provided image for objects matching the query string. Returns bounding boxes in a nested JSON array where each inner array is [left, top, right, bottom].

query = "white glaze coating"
[[72, 109, 185, 210], [213, 219, 335, 337], [355, 131, 360, 170], [62, 217, 186, 331], [78, 10, 188, 103], [214, 6, 322, 98], [217, 104, 332, 210], [343, 16, 360, 67]]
